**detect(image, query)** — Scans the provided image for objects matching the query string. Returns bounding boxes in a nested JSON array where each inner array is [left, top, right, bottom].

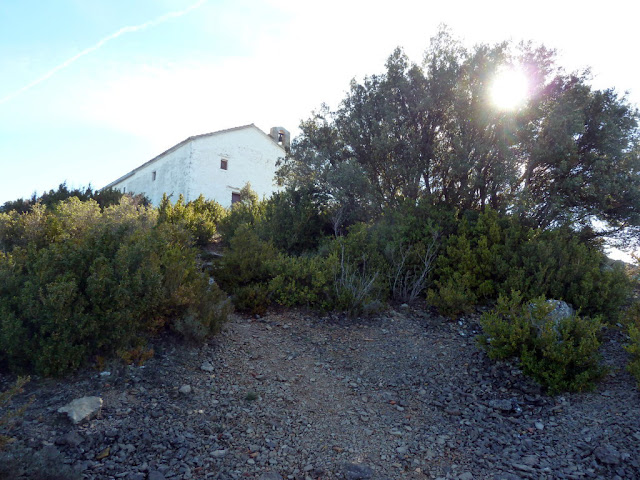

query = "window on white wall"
[[152, 171, 157, 181], [231, 192, 241, 204], [220, 159, 228, 170]]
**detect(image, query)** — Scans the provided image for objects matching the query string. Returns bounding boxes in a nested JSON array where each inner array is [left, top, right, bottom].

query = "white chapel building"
[[104, 124, 289, 207]]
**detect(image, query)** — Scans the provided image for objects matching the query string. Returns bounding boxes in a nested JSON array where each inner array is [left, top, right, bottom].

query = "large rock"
[[529, 299, 575, 335], [57, 396, 103, 424], [343, 463, 374, 480], [545, 299, 575, 322], [594, 445, 621, 465], [259, 473, 283, 480]]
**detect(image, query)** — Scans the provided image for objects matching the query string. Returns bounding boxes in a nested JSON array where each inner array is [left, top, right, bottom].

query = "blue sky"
[[1, 0, 639, 220]]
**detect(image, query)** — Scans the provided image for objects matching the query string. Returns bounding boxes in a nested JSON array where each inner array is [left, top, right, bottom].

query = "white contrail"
[[0, 0, 207, 105]]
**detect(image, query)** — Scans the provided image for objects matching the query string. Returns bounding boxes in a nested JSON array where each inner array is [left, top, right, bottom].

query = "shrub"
[[0, 376, 31, 451], [214, 224, 278, 314], [217, 183, 265, 244], [503, 227, 632, 320], [258, 186, 332, 255], [624, 269, 640, 389], [427, 217, 479, 317], [332, 242, 382, 316], [157, 194, 226, 246], [427, 210, 631, 320], [269, 254, 335, 310], [0, 182, 148, 214], [215, 221, 385, 315], [478, 291, 607, 394], [626, 322, 640, 389], [0, 197, 230, 376]]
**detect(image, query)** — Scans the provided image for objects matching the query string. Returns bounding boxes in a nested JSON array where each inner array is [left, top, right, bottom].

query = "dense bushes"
[[158, 194, 226, 246], [624, 266, 640, 389], [0, 197, 230, 376], [0, 376, 30, 450], [428, 209, 632, 320], [0, 178, 634, 392], [627, 321, 640, 389], [214, 224, 383, 315], [0, 182, 146, 214], [478, 292, 607, 394], [211, 186, 630, 324]]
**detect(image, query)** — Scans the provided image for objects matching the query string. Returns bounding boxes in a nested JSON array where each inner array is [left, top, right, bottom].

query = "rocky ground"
[[1, 306, 639, 480]]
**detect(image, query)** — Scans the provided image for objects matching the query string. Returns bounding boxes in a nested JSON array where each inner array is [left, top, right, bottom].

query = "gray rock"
[[545, 299, 574, 321], [343, 463, 374, 480], [55, 430, 85, 447], [148, 471, 166, 480], [258, 473, 283, 480], [201, 361, 215, 373], [57, 396, 103, 424], [179, 385, 192, 394], [488, 399, 514, 412], [594, 445, 621, 465], [457, 473, 473, 480]]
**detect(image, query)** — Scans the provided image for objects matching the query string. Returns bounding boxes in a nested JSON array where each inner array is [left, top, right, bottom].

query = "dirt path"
[[1, 307, 639, 479]]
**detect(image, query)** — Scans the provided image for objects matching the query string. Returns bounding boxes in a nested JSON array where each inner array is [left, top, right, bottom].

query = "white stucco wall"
[[188, 127, 284, 207], [106, 125, 285, 207], [114, 142, 192, 205]]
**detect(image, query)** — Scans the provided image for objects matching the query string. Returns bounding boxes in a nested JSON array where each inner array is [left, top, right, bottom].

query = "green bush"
[[503, 227, 632, 320], [0, 376, 31, 451], [626, 322, 640, 389], [258, 186, 332, 255], [428, 211, 522, 317], [0, 197, 230, 376], [478, 291, 607, 394], [269, 254, 335, 310], [214, 224, 278, 314], [217, 184, 265, 244], [427, 210, 631, 320], [215, 221, 386, 315], [158, 193, 226, 246], [624, 280, 640, 389], [0, 182, 148, 215]]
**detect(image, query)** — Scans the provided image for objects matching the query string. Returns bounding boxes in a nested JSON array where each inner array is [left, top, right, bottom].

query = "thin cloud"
[[0, 0, 207, 105]]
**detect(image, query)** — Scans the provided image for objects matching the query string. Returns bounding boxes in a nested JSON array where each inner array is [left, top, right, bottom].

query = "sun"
[[490, 67, 529, 110]]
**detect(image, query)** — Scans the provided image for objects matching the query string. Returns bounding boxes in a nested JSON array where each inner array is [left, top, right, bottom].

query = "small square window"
[[231, 192, 241, 204], [220, 159, 228, 170], [152, 171, 157, 181]]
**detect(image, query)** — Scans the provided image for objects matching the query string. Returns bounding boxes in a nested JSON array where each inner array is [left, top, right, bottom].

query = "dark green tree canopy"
[[278, 28, 640, 247]]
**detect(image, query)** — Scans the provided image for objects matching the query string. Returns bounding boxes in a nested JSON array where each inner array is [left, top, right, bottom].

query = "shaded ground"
[[1, 306, 639, 479]]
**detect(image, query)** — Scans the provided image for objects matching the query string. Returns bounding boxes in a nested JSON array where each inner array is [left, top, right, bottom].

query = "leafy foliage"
[[258, 186, 332, 255], [626, 322, 640, 389], [213, 224, 278, 314], [217, 183, 265, 244], [0, 197, 230, 376], [0, 182, 148, 214], [427, 209, 631, 319], [158, 193, 226, 246], [279, 28, 640, 246], [0, 376, 31, 450], [478, 292, 607, 394]]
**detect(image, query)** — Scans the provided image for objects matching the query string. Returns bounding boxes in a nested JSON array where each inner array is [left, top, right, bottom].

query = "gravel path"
[[1, 306, 639, 479]]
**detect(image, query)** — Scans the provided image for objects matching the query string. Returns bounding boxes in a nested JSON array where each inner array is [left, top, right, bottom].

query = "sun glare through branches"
[[490, 67, 529, 110]]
